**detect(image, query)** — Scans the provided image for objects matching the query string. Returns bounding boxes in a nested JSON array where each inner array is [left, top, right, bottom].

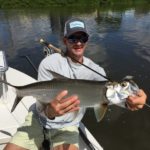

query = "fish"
[[0, 71, 139, 121]]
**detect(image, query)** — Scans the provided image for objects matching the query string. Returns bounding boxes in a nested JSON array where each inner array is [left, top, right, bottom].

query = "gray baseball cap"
[[64, 18, 89, 37]]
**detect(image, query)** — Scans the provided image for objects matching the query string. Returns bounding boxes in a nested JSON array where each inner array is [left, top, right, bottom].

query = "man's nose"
[[76, 40, 82, 45]]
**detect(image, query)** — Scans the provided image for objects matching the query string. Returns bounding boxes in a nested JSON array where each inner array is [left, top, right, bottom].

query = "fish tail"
[[0, 80, 22, 112], [11, 96, 22, 112]]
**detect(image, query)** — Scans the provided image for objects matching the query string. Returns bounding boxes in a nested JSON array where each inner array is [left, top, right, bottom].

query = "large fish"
[[0, 71, 139, 121]]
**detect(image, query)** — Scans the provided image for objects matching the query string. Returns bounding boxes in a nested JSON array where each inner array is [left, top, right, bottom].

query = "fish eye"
[[121, 81, 127, 87]]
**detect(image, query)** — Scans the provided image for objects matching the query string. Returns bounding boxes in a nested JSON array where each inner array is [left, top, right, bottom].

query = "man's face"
[[64, 32, 88, 58]]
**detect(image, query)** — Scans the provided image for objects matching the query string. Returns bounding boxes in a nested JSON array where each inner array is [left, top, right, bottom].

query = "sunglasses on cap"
[[67, 34, 88, 44]]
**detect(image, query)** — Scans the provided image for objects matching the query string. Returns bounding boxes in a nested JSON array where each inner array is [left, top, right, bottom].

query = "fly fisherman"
[[4, 18, 147, 150]]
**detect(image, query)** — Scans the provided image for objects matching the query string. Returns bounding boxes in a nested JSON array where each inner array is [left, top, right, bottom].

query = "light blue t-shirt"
[[37, 53, 107, 129]]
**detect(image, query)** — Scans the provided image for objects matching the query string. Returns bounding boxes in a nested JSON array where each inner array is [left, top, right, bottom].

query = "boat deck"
[[0, 68, 36, 148]]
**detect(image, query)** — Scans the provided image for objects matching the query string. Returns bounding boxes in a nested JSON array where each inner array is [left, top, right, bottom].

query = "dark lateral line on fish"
[[40, 39, 111, 81]]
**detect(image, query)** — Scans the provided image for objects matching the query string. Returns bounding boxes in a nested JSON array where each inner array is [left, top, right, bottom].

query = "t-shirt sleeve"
[[90, 62, 107, 81], [38, 59, 53, 81]]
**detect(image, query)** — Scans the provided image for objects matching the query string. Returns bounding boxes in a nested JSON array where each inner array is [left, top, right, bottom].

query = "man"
[[4, 18, 147, 150]]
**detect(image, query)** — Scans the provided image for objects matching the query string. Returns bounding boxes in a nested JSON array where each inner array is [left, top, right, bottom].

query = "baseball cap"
[[64, 18, 89, 38]]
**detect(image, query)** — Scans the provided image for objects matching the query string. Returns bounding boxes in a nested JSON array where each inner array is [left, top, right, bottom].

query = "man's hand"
[[126, 89, 147, 111], [45, 90, 80, 119]]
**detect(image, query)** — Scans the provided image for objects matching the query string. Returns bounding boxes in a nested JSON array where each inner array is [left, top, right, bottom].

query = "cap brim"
[[65, 28, 89, 37]]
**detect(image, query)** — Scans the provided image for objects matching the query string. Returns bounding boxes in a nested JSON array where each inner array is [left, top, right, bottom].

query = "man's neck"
[[66, 52, 83, 63]]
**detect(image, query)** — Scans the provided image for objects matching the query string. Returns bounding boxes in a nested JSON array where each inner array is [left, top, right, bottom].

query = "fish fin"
[[123, 75, 133, 81], [11, 96, 22, 112], [94, 103, 108, 122], [46, 70, 69, 79]]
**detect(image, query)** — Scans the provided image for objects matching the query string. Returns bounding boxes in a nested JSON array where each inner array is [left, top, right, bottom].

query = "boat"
[[0, 50, 103, 150]]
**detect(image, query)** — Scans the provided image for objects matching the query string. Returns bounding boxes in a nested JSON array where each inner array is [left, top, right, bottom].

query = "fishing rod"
[[21, 55, 38, 73], [39, 39, 111, 81], [39, 39, 150, 109]]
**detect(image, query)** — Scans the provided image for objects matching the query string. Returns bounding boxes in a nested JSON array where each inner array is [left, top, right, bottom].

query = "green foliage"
[[0, 0, 52, 8], [0, 0, 149, 8], [0, 0, 99, 8]]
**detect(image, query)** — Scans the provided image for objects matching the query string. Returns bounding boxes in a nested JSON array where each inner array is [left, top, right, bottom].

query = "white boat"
[[0, 51, 103, 150]]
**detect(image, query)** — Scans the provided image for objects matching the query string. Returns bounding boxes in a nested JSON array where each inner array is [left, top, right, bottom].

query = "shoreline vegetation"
[[0, 0, 149, 9]]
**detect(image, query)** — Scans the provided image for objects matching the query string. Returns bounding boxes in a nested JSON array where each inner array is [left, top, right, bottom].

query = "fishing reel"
[[43, 46, 55, 57]]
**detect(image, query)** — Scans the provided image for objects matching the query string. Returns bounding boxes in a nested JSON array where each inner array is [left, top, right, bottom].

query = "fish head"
[[106, 77, 139, 105]]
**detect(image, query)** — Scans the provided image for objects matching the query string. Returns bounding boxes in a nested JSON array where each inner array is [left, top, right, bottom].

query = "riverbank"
[[0, 0, 149, 9], [0, 0, 97, 8]]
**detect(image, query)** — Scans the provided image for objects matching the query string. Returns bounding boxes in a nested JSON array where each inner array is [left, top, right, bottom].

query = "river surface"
[[0, 3, 150, 150]]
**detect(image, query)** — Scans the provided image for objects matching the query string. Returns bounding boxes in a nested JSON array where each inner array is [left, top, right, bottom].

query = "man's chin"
[[74, 52, 83, 57], [74, 49, 83, 54]]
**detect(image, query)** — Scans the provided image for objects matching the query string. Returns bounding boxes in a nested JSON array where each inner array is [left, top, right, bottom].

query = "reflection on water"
[[0, 4, 150, 150], [122, 10, 150, 61]]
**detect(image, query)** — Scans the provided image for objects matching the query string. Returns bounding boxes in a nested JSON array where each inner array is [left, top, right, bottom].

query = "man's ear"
[[63, 37, 67, 45]]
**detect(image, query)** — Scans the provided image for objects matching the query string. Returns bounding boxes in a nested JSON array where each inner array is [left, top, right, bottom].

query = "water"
[[0, 3, 150, 150]]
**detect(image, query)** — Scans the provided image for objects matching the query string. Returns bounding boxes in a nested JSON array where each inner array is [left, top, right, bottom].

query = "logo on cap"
[[69, 21, 85, 29]]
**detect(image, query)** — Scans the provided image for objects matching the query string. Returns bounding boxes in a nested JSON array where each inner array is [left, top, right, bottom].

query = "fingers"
[[55, 90, 68, 102], [59, 95, 79, 107], [126, 89, 147, 111], [126, 102, 139, 111], [128, 90, 146, 104], [59, 95, 80, 113], [137, 89, 147, 100], [57, 94, 80, 115], [137, 89, 146, 96], [46, 90, 80, 118]]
